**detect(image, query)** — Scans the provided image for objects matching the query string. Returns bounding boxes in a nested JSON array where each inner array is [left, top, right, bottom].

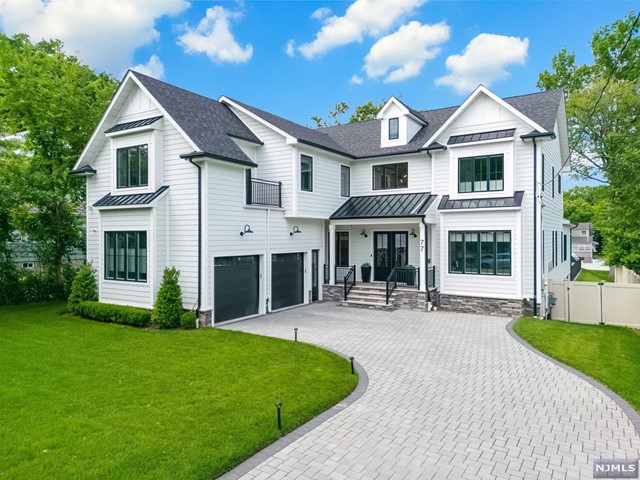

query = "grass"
[[514, 317, 640, 412], [0, 302, 358, 480], [576, 268, 611, 282]]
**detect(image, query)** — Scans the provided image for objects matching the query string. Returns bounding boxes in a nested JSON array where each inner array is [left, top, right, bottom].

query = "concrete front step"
[[340, 300, 395, 310]]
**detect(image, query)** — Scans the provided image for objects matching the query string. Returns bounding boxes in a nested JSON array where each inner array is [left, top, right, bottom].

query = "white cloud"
[[311, 6, 332, 21], [178, 6, 252, 64], [299, 0, 426, 59], [0, 0, 188, 74], [364, 21, 449, 83], [285, 39, 296, 57], [132, 54, 165, 79], [350, 74, 363, 85], [436, 33, 529, 94]]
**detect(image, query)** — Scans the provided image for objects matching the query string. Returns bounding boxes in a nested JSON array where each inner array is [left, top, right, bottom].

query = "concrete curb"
[[217, 348, 369, 480], [506, 318, 640, 438]]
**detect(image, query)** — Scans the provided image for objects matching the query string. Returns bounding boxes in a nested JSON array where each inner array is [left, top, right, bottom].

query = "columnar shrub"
[[67, 263, 98, 313], [152, 267, 183, 328]]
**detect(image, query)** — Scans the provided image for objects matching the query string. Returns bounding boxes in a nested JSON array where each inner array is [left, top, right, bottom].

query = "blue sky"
[[0, 0, 635, 128]]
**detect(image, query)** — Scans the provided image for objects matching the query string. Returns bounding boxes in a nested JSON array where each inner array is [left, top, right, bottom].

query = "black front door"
[[374, 232, 408, 281]]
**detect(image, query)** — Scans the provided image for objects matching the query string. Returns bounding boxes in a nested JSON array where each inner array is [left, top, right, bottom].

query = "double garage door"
[[214, 253, 304, 323]]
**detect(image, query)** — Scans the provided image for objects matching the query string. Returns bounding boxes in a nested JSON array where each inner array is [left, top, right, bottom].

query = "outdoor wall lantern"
[[240, 224, 254, 236], [360, 229, 368, 238], [410, 228, 418, 238], [290, 225, 302, 236]]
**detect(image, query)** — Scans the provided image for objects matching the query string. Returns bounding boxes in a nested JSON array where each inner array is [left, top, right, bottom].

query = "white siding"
[[350, 154, 431, 196], [439, 210, 522, 299]]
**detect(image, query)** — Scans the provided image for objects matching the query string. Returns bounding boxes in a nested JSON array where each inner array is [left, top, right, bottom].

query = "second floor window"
[[117, 144, 148, 188], [373, 162, 408, 190], [458, 154, 503, 193], [300, 155, 313, 191], [389, 117, 399, 140], [341, 165, 350, 197]]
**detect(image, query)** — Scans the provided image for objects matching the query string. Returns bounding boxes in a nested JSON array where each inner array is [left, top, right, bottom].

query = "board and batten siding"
[[350, 154, 431, 197], [439, 210, 522, 299]]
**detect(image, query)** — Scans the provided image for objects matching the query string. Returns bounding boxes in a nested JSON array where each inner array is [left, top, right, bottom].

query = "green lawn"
[[0, 302, 358, 480], [576, 268, 611, 282], [514, 317, 640, 412]]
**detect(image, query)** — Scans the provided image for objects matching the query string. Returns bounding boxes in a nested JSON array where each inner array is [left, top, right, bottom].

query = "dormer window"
[[117, 144, 149, 188], [388, 118, 399, 140]]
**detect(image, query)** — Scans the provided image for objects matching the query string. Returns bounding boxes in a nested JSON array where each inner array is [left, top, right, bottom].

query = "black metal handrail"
[[344, 265, 356, 300], [335, 265, 353, 281], [385, 267, 397, 304], [396, 267, 419, 288], [246, 173, 282, 207], [427, 265, 436, 288]]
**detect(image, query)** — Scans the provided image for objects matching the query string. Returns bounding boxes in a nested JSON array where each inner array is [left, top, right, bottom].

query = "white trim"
[[438, 206, 522, 213], [377, 97, 425, 125], [422, 85, 547, 149], [219, 96, 297, 143]]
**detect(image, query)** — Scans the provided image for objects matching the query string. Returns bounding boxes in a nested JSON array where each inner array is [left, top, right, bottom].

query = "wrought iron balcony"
[[246, 173, 282, 207]]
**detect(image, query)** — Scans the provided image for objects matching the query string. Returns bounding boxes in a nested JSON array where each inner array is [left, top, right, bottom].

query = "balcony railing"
[[246, 173, 282, 207]]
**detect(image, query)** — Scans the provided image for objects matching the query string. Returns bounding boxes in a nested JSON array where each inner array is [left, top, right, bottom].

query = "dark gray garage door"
[[272, 253, 304, 310], [214, 255, 259, 323]]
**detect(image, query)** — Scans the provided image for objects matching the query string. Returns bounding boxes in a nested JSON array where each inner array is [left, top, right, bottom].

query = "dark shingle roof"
[[69, 164, 97, 175], [131, 71, 261, 167], [330, 192, 436, 219], [503, 90, 563, 132], [225, 98, 352, 157], [94, 186, 169, 208], [437, 191, 524, 210], [104, 116, 163, 134]]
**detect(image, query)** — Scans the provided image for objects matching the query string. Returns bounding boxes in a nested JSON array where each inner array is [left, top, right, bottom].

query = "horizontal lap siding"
[[439, 210, 521, 299], [351, 155, 431, 197]]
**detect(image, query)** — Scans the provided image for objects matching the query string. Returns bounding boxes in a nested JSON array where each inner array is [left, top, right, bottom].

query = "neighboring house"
[[571, 222, 597, 263], [6, 241, 85, 271], [71, 71, 570, 325]]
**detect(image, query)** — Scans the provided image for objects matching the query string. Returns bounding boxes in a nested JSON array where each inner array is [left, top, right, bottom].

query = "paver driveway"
[[222, 303, 640, 480]]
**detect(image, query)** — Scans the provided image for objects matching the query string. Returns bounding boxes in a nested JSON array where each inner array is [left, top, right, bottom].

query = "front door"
[[374, 232, 408, 281]]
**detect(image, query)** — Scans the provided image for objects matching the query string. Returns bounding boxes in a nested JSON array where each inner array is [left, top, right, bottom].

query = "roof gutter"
[[179, 151, 258, 168], [520, 131, 555, 140]]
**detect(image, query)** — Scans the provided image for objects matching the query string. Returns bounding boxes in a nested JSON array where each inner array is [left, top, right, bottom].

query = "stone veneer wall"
[[198, 310, 213, 328], [439, 294, 530, 317], [323, 285, 344, 302]]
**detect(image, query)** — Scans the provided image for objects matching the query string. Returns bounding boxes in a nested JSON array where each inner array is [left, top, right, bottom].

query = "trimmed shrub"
[[75, 301, 151, 327], [152, 267, 183, 329], [0, 259, 21, 305], [67, 263, 98, 313], [180, 311, 197, 329]]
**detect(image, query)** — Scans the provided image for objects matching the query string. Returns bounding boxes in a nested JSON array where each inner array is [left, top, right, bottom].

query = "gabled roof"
[[130, 71, 261, 167], [377, 97, 426, 125], [93, 185, 169, 208], [330, 192, 436, 220], [222, 97, 353, 158]]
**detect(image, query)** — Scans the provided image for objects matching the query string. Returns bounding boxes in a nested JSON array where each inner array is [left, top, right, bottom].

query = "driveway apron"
[[221, 303, 640, 480]]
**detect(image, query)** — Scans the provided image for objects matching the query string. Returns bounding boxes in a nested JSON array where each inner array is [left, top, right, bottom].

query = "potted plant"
[[404, 264, 416, 286], [361, 262, 372, 283]]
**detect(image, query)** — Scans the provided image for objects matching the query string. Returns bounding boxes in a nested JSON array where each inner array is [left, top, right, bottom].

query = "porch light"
[[410, 228, 417, 238], [290, 226, 302, 236], [240, 224, 253, 236], [360, 229, 368, 238]]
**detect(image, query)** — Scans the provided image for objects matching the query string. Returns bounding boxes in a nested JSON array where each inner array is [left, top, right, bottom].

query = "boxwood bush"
[[180, 311, 197, 329], [75, 301, 151, 327]]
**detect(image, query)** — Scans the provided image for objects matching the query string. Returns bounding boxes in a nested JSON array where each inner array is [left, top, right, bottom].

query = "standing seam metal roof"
[[93, 186, 169, 208], [330, 192, 436, 219]]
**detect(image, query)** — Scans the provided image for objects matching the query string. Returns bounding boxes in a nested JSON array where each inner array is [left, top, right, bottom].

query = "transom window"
[[449, 230, 511, 276], [373, 162, 408, 190], [117, 144, 148, 188], [104, 231, 147, 282], [458, 154, 503, 193], [300, 155, 313, 192], [341, 165, 350, 197], [389, 117, 399, 140]]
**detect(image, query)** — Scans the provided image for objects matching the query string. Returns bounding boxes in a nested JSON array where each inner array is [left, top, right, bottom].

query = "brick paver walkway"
[[222, 303, 640, 480]]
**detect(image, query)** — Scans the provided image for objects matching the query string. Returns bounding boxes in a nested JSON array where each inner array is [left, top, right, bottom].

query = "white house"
[[72, 71, 570, 325]]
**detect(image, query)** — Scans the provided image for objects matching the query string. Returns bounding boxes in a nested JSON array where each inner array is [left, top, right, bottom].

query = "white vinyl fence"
[[548, 280, 640, 328], [612, 266, 640, 284]]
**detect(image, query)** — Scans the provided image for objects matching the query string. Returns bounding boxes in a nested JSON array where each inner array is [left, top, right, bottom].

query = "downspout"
[[420, 215, 432, 305], [532, 139, 538, 317], [187, 158, 202, 317]]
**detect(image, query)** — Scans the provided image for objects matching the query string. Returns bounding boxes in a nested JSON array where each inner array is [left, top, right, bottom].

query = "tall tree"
[[538, 12, 640, 270], [0, 33, 118, 288], [310, 99, 386, 127]]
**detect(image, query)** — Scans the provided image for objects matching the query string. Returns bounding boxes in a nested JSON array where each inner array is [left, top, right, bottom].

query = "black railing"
[[246, 172, 282, 207], [427, 265, 436, 288], [396, 267, 419, 288], [344, 265, 356, 300], [323, 264, 330, 284], [335, 265, 354, 281], [570, 257, 582, 280], [385, 268, 397, 304]]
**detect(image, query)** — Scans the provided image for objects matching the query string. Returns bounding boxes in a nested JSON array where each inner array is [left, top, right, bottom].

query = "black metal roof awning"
[[437, 191, 524, 210], [93, 186, 169, 208], [447, 128, 515, 145], [104, 116, 163, 134], [330, 192, 436, 220]]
